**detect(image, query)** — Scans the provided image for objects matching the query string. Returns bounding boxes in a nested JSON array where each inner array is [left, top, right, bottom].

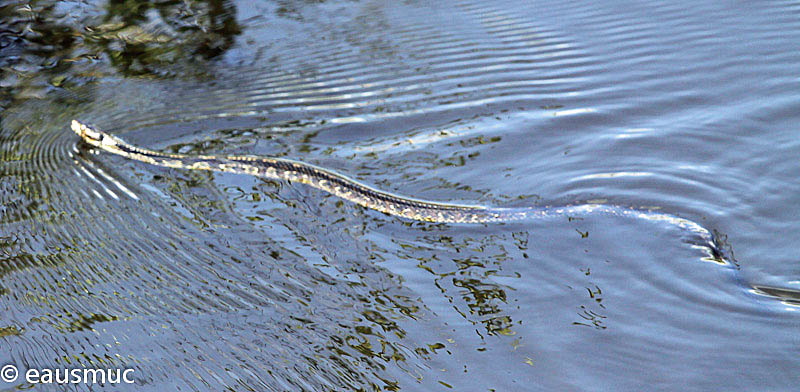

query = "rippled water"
[[2, 0, 800, 390]]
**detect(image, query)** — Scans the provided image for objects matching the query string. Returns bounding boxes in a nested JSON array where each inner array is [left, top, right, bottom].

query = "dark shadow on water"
[[0, 0, 241, 107]]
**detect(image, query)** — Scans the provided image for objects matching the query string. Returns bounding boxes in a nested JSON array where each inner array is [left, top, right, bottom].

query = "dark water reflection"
[[0, 0, 239, 105], [2, 0, 800, 390]]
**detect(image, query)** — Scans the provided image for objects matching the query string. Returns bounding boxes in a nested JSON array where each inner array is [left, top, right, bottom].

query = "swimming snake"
[[71, 120, 724, 259]]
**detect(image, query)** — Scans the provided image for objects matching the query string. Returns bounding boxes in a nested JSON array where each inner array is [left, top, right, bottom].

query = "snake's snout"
[[71, 119, 85, 137]]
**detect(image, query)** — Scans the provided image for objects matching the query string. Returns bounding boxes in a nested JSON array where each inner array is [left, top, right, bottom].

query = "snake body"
[[71, 120, 723, 258]]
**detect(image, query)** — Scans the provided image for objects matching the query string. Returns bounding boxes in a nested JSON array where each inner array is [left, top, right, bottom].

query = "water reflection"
[[2, 0, 800, 389], [0, 0, 240, 105]]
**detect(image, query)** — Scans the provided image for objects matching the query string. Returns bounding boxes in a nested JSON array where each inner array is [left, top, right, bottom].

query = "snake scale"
[[71, 120, 724, 260]]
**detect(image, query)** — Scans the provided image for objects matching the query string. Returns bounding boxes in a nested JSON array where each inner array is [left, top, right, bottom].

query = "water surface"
[[2, 0, 799, 390]]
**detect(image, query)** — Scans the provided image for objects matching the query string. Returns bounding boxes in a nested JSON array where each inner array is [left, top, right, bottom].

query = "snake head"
[[71, 120, 116, 148]]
